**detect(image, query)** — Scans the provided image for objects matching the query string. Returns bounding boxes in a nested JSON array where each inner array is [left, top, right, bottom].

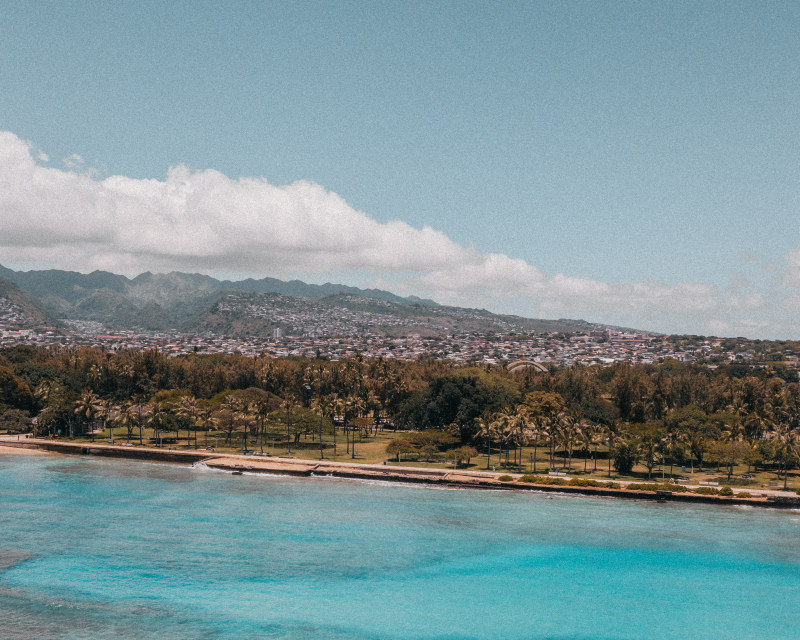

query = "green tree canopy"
[[395, 369, 521, 441], [0, 365, 35, 412]]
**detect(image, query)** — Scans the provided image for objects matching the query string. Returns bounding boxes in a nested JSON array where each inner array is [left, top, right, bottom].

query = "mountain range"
[[0, 265, 631, 338]]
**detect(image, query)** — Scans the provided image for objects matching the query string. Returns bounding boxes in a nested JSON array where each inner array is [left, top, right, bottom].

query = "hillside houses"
[[1, 300, 794, 369]]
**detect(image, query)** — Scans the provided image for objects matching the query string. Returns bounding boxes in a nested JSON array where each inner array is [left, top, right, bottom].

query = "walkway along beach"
[[3, 436, 799, 509]]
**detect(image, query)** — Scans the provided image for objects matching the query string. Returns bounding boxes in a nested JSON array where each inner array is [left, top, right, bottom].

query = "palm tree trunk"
[[784, 458, 788, 490], [670, 444, 674, 478]]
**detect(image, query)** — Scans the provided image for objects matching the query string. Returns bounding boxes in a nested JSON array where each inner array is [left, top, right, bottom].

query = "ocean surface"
[[1, 452, 798, 639]]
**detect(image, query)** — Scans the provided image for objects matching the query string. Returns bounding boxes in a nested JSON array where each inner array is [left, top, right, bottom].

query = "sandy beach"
[[0, 444, 52, 455]]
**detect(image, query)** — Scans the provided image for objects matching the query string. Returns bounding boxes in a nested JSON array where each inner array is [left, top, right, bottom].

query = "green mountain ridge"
[[0, 265, 644, 337]]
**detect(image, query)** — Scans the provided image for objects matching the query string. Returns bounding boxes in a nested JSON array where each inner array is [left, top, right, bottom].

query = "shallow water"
[[1, 453, 798, 639]]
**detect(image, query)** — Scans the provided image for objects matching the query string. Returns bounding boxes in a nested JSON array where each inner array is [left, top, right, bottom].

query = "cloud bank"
[[0, 131, 796, 338]]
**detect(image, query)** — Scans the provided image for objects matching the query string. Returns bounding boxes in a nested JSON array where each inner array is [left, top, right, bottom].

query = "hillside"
[[0, 266, 437, 329], [183, 291, 607, 339], [0, 277, 60, 329], [0, 265, 640, 338]]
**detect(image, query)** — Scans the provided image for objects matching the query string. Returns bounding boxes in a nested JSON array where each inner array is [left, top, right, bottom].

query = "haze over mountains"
[[0, 265, 627, 338]]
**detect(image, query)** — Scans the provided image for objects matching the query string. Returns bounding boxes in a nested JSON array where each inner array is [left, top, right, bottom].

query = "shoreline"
[[0, 444, 51, 455], [3, 437, 799, 509]]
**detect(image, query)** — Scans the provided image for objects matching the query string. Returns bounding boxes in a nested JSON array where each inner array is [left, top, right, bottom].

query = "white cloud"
[[723, 294, 766, 310], [783, 248, 800, 287], [63, 154, 85, 170], [707, 318, 773, 337], [0, 131, 796, 338], [0, 132, 470, 276], [728, 271, 749, 294]]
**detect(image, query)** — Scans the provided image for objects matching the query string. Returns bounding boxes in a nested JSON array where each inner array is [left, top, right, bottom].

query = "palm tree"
[[249, 397, 271, 454], [331, 394, 346, 459], [74, 390, 103, 439], [281, 398, 294, 454], [96, 398, 112, 442], [769, 424, 799, 490], [347, 394, 367, 459], [636, 427, 662, 480], [239, 403, 255, 454], [661, 426, 681, 479], [124, 401, 150, 445], [719, 419, 745, 481], [604, 420, 623, 478], [559, 413, 580, 471], [590, 425, 606, 472], [365, 389, 381, 436], [311, 395, 333, 459], [101, 401, 118, 443], [35, 380, 64, 436], [578, 421, 596, 474], [490, 409, 514, 469], [35, 380, 59, 405], [679, 422, 714, 474], [540, 418, 559, 472], [147, 401, 167, 447], [115, 402, 134, 443], [177, 396, 199, 449], [219, 396, 242, 446], [522, 418, 543, 474], [500, 419, 516, 468], [509, 408, 528, 470], [474, 416, 496, 470], [199, 406, 214, 449]]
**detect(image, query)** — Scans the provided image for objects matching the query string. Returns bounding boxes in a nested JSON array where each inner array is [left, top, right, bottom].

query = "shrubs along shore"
[[3, 438, 799, 509]]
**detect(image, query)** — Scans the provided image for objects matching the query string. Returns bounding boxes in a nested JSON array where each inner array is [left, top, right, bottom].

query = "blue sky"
[[1, 1, 799, 337]]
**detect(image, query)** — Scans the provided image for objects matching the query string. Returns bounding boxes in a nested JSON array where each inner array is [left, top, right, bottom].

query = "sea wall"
[[4, 438, 799, 509]]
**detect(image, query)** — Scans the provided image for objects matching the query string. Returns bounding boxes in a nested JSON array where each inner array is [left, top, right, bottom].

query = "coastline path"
[[2, 435, 798, 508]]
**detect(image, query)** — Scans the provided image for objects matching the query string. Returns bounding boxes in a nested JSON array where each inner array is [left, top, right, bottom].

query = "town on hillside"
[[1, 311, 797, 374]]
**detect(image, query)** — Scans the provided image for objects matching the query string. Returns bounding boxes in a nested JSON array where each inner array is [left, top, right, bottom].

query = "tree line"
[[0, 345, 798, 484]]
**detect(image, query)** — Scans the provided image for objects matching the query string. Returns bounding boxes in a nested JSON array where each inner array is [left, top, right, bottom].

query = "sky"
[[1, 1, 799, 338]]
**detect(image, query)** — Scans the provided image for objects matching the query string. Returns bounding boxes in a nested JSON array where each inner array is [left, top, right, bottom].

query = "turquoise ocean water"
[[1, 452, 798, 639]]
